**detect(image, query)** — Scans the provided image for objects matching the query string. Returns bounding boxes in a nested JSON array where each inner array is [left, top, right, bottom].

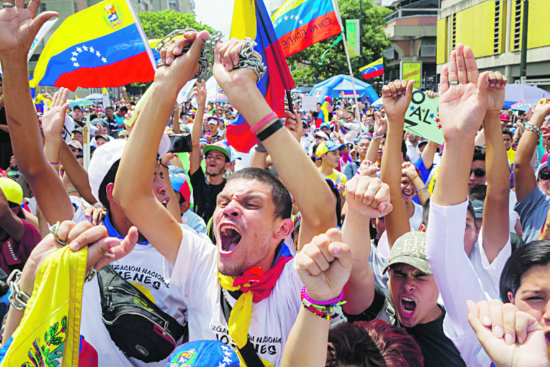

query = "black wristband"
[[256, 119, 284, 141]]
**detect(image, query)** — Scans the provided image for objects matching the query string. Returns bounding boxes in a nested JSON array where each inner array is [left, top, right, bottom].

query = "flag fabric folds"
[[360, 58, 384, 80], [30, 0, 156, 91], [272, 0, 342, 58], [227, 0, 295, 153]]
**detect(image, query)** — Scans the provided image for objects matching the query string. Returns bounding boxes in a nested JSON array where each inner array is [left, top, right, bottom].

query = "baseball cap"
[[166, 340, 239, 367], [203, 141, 230, 160], [207, 116, 221, 125], [313, 131, 330, 140], [168, 166, 191, 203], [383, 232, 432, 275], [536, 152, 550, 178], [88, 134, 170, 205], [316, 141, 345, 157], [471, 199, 484, 219], [68, 140, 83, 150], [500, 113, 511, 123], [0, 178, 23, 206]]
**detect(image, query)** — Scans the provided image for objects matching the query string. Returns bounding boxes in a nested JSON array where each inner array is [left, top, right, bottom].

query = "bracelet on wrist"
[[49, 161, 60, 167], [256, 119, 284, 142], [300, 286, 346, 320], [372, 134, 384, 140], [416, 185, 428, 192], [250, 112, 278, 135], [525, 122, 542, 140], [158, 160, 169, 169], [409, 174, 420, 181], [7, 269, 31, 311]]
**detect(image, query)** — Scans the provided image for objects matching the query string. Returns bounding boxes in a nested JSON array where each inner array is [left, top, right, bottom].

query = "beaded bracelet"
[[525, 122, 542, 140], [256, 119, 284, 141], [300, 286, 346, 320], [49, 161, 60, 167], [301, 286, 343, 306]]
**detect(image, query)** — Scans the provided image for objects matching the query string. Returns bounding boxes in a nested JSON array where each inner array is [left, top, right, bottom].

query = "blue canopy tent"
[[503, 84, 550, 109], [309, 75, 379, 103]]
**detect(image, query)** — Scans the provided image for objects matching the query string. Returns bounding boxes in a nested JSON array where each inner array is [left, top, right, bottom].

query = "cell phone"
[[168, 134, 192, 153]]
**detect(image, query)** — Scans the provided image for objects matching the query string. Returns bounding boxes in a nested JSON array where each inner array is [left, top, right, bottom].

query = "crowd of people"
[[0, 1, 548, 366]]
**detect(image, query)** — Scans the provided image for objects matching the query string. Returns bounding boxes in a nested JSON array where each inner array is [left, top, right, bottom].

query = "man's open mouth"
[[545, 330, 550, 347], [219, 224, 242, 253], [400, 297, 417, 317]]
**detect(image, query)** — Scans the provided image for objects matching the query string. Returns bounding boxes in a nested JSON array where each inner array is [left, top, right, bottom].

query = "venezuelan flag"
[[360, 58, 384, 80], [315, 99, 331, 128], [226, 0, 295, 153], [272, 0, 342, 58], [30, 0, 155, 91]]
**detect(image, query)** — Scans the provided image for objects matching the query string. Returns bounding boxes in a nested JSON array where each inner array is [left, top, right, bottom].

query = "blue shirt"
[[515, 186, 550, 243]]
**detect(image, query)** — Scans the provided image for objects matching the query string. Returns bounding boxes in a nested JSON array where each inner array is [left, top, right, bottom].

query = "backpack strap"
[[220, 287, 264, 367]]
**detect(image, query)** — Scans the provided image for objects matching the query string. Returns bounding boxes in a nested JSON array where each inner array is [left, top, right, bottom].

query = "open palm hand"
[[0, 0, 57, 59]]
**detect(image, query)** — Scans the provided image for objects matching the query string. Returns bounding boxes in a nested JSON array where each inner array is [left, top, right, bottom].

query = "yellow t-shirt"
[[507, 148, 516, 164]]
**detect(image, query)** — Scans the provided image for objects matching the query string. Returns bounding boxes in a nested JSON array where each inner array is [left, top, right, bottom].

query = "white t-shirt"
[[164, 226, 303, 367], [426, 200, 510, 366]]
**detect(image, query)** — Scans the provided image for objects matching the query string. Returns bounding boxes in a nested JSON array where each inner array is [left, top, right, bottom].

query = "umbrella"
[[309, 75, 379, 103], [371, 97, 383, 108], [510, 98, 543, 112], [84, 93, 104, 101], [69, 99, 93, 107], [504, 84, 550, 109]]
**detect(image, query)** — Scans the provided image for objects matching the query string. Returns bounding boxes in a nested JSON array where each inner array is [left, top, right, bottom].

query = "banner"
[[401, 61, 422, 89], [404, 89, 443, 145], [345, 19, 360, 57]]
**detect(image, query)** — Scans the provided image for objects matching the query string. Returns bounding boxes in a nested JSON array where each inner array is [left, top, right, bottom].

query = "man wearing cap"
[[168, 166, 207, 235], [0, 177, 41, 275], [71, 105, 85, 128], [316, 141, 347, 190], [189, 81, 230, 224], [205, 116, 223, 143]]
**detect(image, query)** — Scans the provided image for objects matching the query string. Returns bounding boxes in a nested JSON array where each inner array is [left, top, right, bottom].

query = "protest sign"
[[404, 89, 443, 145], [302, 96, 318, 111]]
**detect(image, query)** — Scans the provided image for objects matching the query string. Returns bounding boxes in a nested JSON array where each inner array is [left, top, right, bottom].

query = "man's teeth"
[[222, 224, 241, 235]]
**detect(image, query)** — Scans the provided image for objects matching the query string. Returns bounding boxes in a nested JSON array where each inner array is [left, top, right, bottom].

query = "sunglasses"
[[538, 171, 550, 181], [470, 168, 486, 178]]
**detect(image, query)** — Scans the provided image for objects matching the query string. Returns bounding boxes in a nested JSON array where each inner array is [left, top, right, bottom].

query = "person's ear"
[[507, 291, 515, 303], [106, 182, 115, 202], [275, 218, 294, 239], [181, 201, 191, 214]]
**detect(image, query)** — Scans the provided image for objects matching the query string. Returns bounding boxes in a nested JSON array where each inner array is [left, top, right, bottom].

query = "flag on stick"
[[359, 58, 384, 80]]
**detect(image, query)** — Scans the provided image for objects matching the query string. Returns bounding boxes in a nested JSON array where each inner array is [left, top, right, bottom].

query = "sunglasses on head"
[[538, 170, 550, 181], [470, 168, 486, 178]]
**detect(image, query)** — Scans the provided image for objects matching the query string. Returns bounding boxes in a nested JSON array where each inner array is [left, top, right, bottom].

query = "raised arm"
[[365, 114, 386, 164], [420, 139, 438, 170], [0, 3, 73, 223], [190, 80, 207, 176], [114, 31, 208, 264], [213, 39, 335, 247], [379, 80, 415, 246], [341, 175, 392, 314], [481, 72, 509, 262], [283, 228, 352, 367], [514, 102, 550, 202]]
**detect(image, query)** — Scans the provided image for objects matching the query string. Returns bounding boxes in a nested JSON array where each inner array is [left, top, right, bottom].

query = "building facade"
[[383, 0, 440, 90], [437, 0, 550, 88]]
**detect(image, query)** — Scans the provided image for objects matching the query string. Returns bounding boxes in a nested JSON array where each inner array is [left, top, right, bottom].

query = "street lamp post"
[[519, 0, 529, 83]]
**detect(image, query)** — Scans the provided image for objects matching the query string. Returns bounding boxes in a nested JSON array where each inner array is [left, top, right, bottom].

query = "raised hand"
[[345, 175, 393, 218], [382, 79, 414, 122], [41, 88, 70, 140], [0, 0, 57, 59], [439, 44, 489, 140], [467, 299, 548, 367], [193, 79, 207, 107], [284, 110, 304, 143], [359, 159, 378, 178], [213, 38, 260, 99], [373, 113, 387, 136], [486, 71, 507, 116], [295, 228, 352, 301], [155, 30, 209, 90], [402, 161, 419, 180]]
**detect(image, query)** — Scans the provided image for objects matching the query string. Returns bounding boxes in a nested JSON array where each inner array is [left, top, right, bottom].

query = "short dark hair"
[[227, 168, 292, 219], [327, 320, 423, 367], [499, 240, 550, 302], [473, 145, 486, 162], [98, 159, 121, 211], [119, 106, 128, 113], [502, 128, 513, 139]]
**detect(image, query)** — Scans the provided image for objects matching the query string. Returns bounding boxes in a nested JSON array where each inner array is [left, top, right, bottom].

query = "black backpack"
[[97, 265, 188, 362]]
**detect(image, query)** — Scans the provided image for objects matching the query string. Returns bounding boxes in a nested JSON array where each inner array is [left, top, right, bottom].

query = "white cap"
[[88, 134, 171, 206]]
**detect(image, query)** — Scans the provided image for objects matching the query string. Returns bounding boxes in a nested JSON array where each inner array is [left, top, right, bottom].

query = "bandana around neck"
[[217, 243, 292, 350]]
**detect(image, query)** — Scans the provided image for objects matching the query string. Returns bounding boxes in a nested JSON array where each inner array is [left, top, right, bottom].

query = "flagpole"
[[331, 0, 361, 123]]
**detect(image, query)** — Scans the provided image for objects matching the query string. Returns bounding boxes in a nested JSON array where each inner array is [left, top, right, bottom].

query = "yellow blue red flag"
[[360, 58, 384, 80], [272, 0, 342, 58], [227, 0, 295, 153], [30, 0, 156, 91]]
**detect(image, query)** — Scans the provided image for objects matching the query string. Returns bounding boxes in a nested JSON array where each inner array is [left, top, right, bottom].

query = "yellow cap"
[[0, 177, 23, 205]]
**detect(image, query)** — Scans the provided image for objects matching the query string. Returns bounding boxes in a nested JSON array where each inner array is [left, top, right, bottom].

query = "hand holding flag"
[[0, 0, 58, 60]]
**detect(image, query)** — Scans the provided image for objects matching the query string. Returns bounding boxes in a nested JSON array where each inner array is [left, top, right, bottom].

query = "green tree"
[[287, 0, 391, 85], [137, 10, 216, 40]]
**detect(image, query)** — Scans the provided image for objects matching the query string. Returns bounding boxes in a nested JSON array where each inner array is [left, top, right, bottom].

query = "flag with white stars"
[[271, 0, 342, 58], [31, 0, 155, 91]]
